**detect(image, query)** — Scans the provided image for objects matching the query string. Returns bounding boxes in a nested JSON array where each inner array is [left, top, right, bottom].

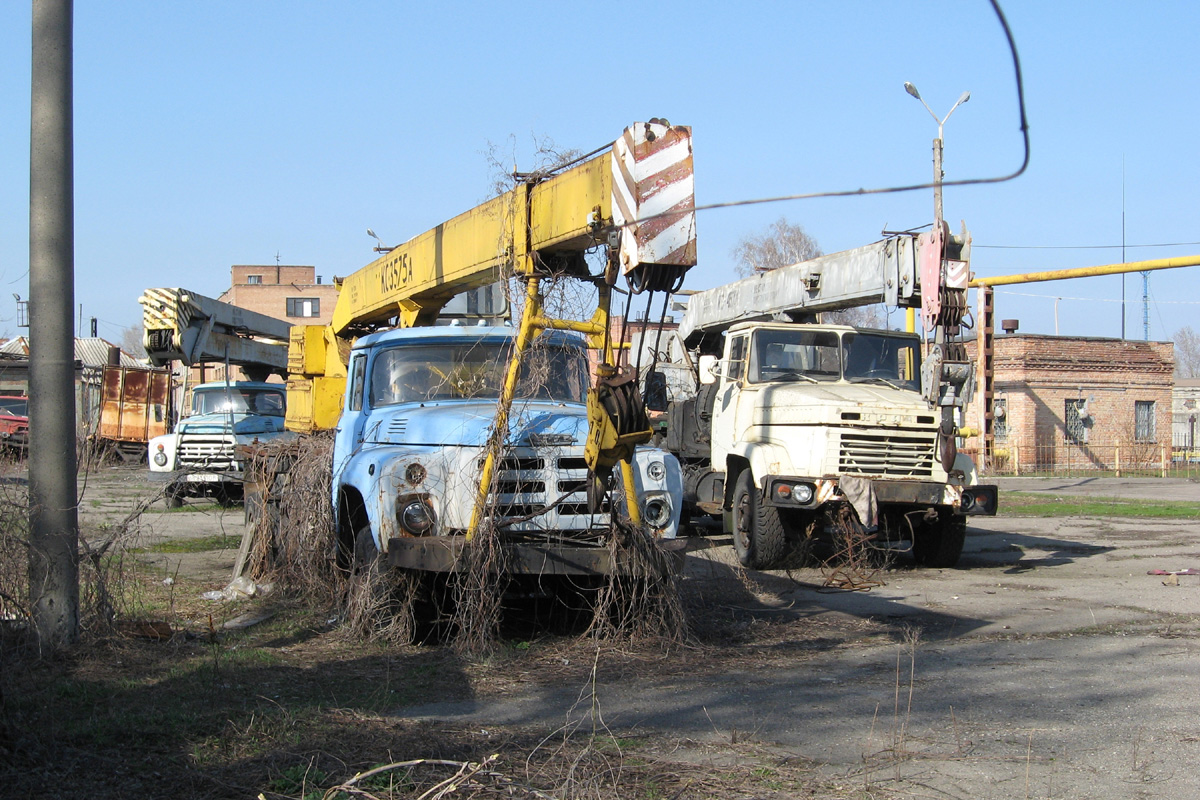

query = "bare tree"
[[825, 303, 887, 329], [1174, 326, 1200, 378], [120, 321, 146, 360], [731, 216, 822, 277], [731, 217, 887, 328]]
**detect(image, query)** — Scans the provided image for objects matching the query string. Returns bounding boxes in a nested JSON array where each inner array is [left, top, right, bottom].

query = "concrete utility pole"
[[29, 0, 79, 650]]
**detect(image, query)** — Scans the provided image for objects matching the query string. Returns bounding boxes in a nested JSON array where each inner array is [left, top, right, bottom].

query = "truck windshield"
[[749, 329, 920, 391], [0, 397, 28, 417], [192, 387, 286, 416], [369, 340, 589, 407], [841, 331, 921, 390], [750, 329, 842, 383]]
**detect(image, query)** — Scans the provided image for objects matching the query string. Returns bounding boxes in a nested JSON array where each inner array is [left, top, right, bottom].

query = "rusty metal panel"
[[97, 365, 170, 443]]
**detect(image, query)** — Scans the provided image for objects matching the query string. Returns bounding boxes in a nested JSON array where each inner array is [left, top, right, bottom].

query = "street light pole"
[[904, 82, 970, 229]]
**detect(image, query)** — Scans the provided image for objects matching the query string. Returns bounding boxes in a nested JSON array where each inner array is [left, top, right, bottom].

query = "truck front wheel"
[[353, 526, 381, 575], [911, 510, 966, 568], [164, 483, 184, 509], [731, 471, 786, 570]]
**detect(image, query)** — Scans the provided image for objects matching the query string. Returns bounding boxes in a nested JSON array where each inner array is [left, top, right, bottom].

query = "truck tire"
[[165, 483, 184, 509], [353, 525, 381, 575], [352, 525, 440, 643], [731, 470, 786, 569], [911, 510, 966, 568]]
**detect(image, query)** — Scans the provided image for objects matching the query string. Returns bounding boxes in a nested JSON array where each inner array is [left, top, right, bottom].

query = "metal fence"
[[982, 441, 1198, 478]]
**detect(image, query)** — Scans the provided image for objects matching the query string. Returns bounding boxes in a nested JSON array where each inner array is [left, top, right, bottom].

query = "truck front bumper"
[[386, 535, 690, 575], [762, 476, 998, 516]]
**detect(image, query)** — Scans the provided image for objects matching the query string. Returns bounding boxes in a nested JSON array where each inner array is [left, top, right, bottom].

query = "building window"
[[286, 297, 320, 318], [246, 274, 262, 285], [1065, 399, 1087, 444], [1135, 400, 1156, 443]]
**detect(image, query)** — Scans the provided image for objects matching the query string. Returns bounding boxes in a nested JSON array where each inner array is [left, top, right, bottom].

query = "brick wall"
[[217, 265, 339, 326], [967, 334, 1174, 472]]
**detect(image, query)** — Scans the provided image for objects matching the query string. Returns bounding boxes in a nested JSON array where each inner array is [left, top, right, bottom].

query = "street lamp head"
[[904, 81, 921, 100], [957, 90, 971, 106]]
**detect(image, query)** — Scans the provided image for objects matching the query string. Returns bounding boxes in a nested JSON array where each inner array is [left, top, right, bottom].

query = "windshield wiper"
[[768, 371, 819, 384], [851, 376, 904, 390]]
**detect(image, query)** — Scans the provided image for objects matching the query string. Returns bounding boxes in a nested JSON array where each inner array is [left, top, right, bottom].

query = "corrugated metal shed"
[[0, 337, 142, 368]]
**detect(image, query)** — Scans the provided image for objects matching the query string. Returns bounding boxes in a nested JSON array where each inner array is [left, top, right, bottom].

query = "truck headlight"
[[153, 445, 168, 467], [646, 460, 666, 482], [642, 497, 671, 528], [399, 499, 436, 535], [773, 481, 814, 505]]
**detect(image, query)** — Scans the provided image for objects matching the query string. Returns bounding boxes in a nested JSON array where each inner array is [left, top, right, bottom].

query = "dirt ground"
[[70, 466, 1200, 799]]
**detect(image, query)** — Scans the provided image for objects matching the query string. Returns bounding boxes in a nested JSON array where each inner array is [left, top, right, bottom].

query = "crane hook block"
[[611, 121, 697, 294]]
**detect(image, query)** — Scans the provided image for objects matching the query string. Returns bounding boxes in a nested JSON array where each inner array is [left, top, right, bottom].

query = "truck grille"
[[488, 452, 606, 527], [178, 434, 238, 472], [838, 432, 935, 477]]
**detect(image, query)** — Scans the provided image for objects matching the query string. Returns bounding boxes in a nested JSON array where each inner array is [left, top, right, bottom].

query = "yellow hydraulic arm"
[[286, 120, 697, 433]]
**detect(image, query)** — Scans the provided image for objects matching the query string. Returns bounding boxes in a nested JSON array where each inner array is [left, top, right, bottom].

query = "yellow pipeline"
[[970, 255, 1200, 287]]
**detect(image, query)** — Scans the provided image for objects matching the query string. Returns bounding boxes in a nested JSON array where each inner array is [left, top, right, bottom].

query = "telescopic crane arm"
[[138, 287, 292, 382]]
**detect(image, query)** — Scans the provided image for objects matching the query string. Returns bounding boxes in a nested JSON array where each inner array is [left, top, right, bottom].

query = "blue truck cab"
[[331, 325, 683, 575], [149, 381, 295, 505]]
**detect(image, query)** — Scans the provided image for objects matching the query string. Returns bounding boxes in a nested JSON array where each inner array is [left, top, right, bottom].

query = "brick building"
[[968, 334, 1174, 473], [217, 265, 339, 326], [198, 265, 339, 383]]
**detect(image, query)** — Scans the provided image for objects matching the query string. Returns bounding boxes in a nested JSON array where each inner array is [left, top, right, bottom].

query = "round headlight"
[[400, 500, 435, 534], [646, 460, 666, 482], [642, 497, 671, 528], [793, 483, 814, 504], [153, 452, 168, 467]]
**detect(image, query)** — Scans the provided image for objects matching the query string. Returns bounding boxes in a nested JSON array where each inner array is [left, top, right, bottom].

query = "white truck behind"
[[665, 225, 997, 568]]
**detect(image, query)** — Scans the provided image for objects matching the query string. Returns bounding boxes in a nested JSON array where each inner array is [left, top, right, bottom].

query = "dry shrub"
[[589, 515, 688, 644], [242, 432, 340, 604], [821, 504, 889, 590], [342, 565, 429, 645], [448, 520, 508, 655], [0, 472, 28, 629]]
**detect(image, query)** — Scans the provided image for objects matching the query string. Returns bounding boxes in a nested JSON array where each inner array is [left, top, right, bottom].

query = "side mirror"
[[698, 355, 719, 385]]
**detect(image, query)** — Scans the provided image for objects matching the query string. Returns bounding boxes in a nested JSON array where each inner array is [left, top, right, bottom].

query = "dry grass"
[[243, 432, 341, 605]]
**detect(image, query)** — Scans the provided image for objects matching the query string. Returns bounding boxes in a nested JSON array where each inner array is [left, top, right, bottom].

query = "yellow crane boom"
[[287, 120, 697, 433]]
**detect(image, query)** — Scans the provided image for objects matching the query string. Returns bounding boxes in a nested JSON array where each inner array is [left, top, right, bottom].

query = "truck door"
[[332, 351, 368, 485], [711, 332, 748, 465]]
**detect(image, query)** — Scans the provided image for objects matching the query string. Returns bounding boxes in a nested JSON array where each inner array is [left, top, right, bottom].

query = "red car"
[[0, 396, 29, 450]]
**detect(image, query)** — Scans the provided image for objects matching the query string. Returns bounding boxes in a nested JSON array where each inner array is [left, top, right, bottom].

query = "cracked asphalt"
[[402, 477, 1200, 799]]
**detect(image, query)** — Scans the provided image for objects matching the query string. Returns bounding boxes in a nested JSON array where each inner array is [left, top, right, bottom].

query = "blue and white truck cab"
[[149, 381, 295, 505], [331, 325, 684, 575]]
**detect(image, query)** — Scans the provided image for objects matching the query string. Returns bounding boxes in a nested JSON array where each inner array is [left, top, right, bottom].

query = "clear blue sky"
[[1, 1, 1197, 344]]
